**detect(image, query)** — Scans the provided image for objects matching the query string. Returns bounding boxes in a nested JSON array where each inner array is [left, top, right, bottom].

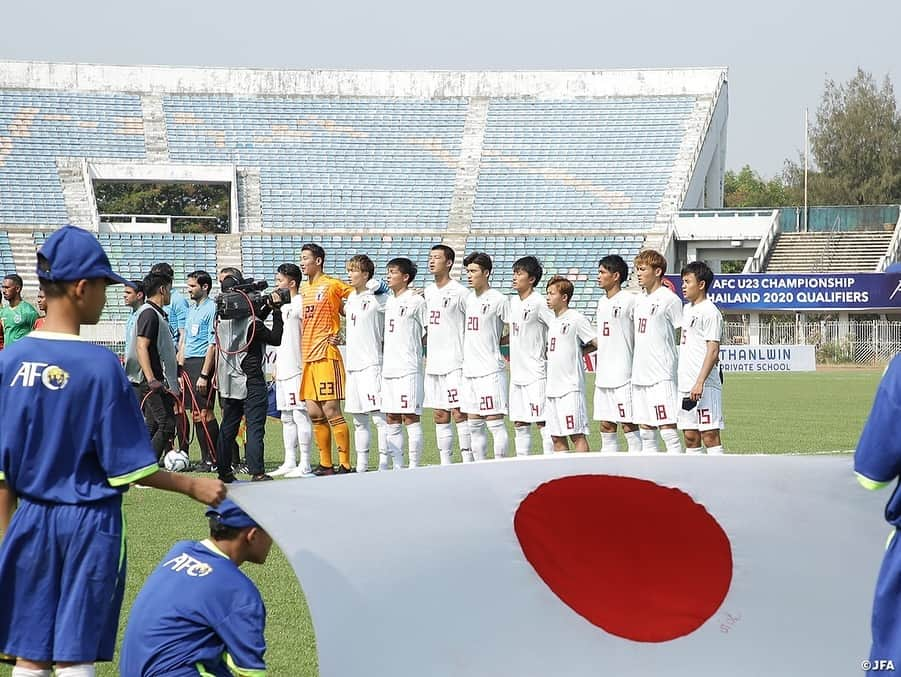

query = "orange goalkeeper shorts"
[[301, 357, 345, 402]]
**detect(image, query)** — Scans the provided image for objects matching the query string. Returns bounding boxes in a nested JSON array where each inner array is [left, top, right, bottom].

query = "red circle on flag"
[[514, 474, 733, 642]]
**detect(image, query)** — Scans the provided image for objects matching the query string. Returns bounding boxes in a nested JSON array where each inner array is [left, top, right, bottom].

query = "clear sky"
[[3, 0, 897, 177]]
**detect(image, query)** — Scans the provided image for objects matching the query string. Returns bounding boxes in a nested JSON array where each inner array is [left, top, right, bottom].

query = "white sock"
[[469, 418, 487, 460], [55, 667, 96, 677], [625, 429, 642, 454], [293, 408, 312, 472], [707, 445, 725, 455], [488, 419, 509, 459], [455, 419, 471, 458], [352, 413, 371, 469], [372, 412, 388, 469], [436, 422, 454, 465], [12, 669, 52, 677], [640, 428, 659, 453], [407, 421, 423, 468], [601, 432, 620, 453], [661, 428, 683, 454], [514, 425, 532, 456], [280, 412, 298, 468], [386, 423, 404, 469], [540, 425, 554, 454], [686, 446, 703, 455]]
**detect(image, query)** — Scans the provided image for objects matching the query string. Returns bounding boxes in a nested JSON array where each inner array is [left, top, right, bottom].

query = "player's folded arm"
[[855, 362, 901, 490]]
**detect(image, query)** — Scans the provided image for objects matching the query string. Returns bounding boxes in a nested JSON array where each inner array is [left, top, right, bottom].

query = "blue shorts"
[[871, 528, 901, 664], [0, 496, 126, 663]]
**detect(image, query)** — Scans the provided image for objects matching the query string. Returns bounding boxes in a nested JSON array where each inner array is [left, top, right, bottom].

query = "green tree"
[[724, 165, 791, 208], [784, 68, 901, 204]]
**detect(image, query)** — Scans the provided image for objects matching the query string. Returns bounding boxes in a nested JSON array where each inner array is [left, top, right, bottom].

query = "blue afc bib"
[[120, 540, 267, 676]]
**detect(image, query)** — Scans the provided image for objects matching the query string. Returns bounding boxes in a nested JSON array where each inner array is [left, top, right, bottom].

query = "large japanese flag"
[[231, 455, 886, 676]]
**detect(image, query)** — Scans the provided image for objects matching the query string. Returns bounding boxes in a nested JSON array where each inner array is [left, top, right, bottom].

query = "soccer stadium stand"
[[0, 90, 146, 226], [0, 231, 16, 274], [0, 62, 730, 321], [471, 98, 699, 232], [764, 231, 896, 273]]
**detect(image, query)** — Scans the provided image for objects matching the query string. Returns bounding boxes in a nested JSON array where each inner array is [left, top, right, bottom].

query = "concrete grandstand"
[[0, 60, 729, 322]]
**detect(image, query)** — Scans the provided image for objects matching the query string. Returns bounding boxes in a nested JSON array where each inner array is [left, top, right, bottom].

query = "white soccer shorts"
[[380, 372, 424, 415], [593, 382, 633, 423], [275, 374, 307, 411], [677, 387, 725, 432], [423, 369, 463, 410], [509, 379, 546, 422], [461, 371, 508, 416], [632, 380, 678, 427], [545, 390, 589, 437], [345, 365, 382, 414]]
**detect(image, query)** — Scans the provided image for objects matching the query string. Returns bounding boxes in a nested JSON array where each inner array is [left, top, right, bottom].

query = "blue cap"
[[36, 225, 131, 286], [205, 498, 260, 529]]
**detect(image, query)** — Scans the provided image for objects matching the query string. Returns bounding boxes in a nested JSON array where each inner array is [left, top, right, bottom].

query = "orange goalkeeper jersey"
[[300, 274, 353, 362]]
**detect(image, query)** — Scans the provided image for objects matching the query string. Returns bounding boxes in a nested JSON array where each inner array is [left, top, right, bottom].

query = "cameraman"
[[207, 270, 284, 483]]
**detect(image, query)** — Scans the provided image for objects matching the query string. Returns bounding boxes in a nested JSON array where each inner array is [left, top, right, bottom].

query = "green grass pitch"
[[0, 368, 885, 676]]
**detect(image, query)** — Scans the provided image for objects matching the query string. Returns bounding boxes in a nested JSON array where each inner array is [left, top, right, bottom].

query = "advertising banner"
[[663, 273, 901, 311], [717, 344, 816, 372]]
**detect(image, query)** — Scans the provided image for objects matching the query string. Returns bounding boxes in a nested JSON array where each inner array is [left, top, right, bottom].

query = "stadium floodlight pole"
[[803, 108, 809, 233]]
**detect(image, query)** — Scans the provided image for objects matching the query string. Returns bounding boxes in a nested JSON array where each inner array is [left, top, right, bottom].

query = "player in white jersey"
[[424, 244, 470, 464], [632, 249, 683, 454], [270, 263, 314, 478], [343, 255, 389, 471], [462, 252, 510, 460], [381, 258, 428, 468], [593, 255, 642, 454], [678, 261, 725, 454], [545, 276, 596, 451], [501, 256, 555, 456]]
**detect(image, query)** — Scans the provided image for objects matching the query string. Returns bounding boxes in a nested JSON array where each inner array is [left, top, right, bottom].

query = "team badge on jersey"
[[613, 306, 621, 318], [10, 362, 70, 390], [443, 297, 451, 308], [163, 552, 214, 577], [650, 304, 659, 315], [316, 288, 326, 302], [481, 303, 490, 315], [559, 323, 570, 335]]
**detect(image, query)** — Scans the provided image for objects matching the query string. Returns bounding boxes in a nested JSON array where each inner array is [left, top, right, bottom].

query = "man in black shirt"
[[203, 271, 283, 483], [125, 272, 179, 460]]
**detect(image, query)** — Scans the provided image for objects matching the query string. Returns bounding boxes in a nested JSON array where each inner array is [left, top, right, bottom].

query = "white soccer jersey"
[[382, 290, 427, 378], [632, 286, 682, 387], [594, 290, 636, 389], [462, 288, 509, 378], [503, 291, 555, 386], [344, 290, 386, 372], [424, 279, 468, 375], [546, 309, 595, 398], [275, 295, 303, 380], [678, 298, 724, 392]]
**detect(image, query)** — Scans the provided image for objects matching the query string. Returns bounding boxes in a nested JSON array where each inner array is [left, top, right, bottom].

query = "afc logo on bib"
[[10, 362, 70, 391]]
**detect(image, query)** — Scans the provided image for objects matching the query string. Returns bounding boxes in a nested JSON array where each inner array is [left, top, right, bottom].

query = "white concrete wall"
[[0, 61, 726, 98]]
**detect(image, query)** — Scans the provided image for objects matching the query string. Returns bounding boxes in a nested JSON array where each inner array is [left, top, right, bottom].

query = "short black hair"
[[277, 263, 302, 286], [387, 257, 417, 284], [512, 256, 543, 287], [219, 266, 242, 280], [430, 244, 455, 264], [143, 272, 172, 298], [129, 279, 145, 295], [187, 270, 212, 292], [598, 255, 628, 285], [3, 274, 23, 288], [302, 243, 326, 265], [463, 252, 492, 273], [681, 260, 715, 291], [150, 262, 174, 282], [209, 517, 242, 541]]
